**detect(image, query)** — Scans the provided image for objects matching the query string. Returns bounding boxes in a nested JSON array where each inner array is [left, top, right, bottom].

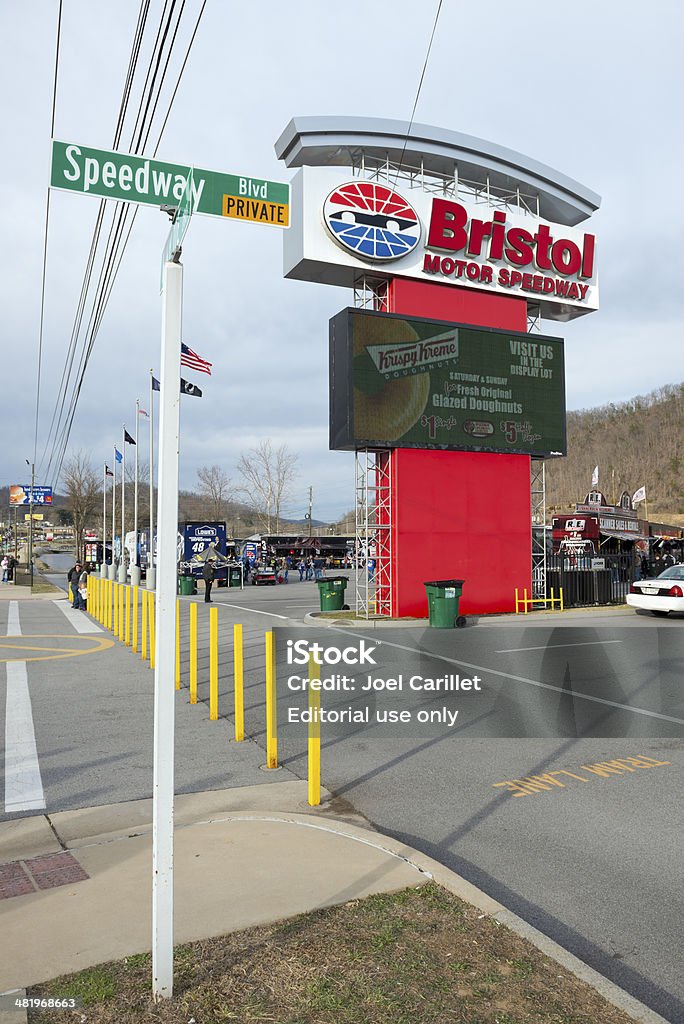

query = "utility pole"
[[308, 486, 313, 537], [25, 460, 35, 586]]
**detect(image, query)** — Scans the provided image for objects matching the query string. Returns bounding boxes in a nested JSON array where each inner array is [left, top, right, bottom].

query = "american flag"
[[181, 343, 212, 376]]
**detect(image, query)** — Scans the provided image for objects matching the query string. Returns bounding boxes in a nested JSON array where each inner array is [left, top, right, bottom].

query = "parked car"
[[626, 565, 684, 616], [252, 565, 277, 586]]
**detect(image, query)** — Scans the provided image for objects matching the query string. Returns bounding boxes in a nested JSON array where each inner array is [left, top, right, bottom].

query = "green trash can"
[[178, 575, 196, 596], [424, 579, 466, 628], [317, 576, 349, 612], [229, 566, 243, 587]]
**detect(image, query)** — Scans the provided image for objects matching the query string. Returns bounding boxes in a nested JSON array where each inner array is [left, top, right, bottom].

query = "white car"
[[627, 565, 684, 617]]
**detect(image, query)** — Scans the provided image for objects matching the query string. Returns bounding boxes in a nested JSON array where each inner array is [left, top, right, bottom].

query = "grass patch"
[[28, 884, 638, 1024], [31, 580, 62, 594]]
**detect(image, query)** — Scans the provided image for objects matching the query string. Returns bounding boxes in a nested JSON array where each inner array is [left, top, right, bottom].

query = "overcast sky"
[[1, 1, 682, 522]]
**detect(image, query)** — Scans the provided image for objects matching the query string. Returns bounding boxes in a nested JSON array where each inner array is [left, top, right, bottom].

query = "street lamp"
[[25, 459, 35, 587]]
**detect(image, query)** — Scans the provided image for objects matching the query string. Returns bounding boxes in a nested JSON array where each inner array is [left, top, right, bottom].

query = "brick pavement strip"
[[0, 862, 35, 899], [0, 853, 89, 900], [24, 852, 89, 890]]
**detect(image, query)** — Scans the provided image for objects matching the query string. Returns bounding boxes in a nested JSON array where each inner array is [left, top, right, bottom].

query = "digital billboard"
[[329, 309, 566, 457], [9, 485, 53, 505]]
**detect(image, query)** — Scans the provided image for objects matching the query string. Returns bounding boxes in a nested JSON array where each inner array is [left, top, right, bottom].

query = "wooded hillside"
[[545, 383, 684, 516]]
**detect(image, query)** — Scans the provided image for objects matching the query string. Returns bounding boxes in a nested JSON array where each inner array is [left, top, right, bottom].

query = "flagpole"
[[132, 402, 141, 586], [119, 428, 126, 582], [102, 464, 107, 578], [110, 447, 116, 580], [148, 370, 156, 590]]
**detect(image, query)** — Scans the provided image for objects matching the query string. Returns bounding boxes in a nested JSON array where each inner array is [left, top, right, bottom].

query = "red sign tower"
[[276, 118, 600, 616]]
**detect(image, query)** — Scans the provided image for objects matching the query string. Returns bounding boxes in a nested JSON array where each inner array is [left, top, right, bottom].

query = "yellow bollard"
[[210, 606, 218, 720], [189, 602, 197, 703], [132, 586, 139, 652], [175, 599, 181, 690], [125, 585, 131, 646], [149, 592, 156, 670], [234, 623, 244, 742], [119, 585, 125, 641], [141, 588, 148, 661], [265, 631, 277, 768], [113, 583, 119, 635], [308, 652, 321, 806]]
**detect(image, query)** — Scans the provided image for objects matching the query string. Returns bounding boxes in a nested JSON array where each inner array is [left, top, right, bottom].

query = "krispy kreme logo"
[[367, 331, 458, 378]]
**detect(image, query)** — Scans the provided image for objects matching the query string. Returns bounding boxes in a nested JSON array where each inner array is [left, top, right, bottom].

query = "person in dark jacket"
[[203, 558, 215, 603], [67, 562, 84, 608]]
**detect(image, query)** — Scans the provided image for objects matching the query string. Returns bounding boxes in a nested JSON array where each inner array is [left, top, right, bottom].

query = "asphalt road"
[[1, 574, 683, 1021]]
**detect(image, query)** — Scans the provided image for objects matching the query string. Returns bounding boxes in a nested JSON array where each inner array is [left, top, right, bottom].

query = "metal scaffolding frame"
[[354, 450, 392, 617], [531, 460, 547, 599], [353, 275, 391, 312], [349, 150, 541, 217]]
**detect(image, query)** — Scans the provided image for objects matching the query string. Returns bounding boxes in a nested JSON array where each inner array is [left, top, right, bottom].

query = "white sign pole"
[[152, 259, 183, 1000], [148, 369, 156, 590]]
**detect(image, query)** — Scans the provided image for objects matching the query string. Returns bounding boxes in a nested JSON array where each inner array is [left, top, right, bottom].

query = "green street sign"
[[50, 140, 290, 227]]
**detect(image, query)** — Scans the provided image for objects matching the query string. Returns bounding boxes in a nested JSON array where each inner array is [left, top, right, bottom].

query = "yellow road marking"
[[0, 634, 115, 662], [492, 754, 672, 798]]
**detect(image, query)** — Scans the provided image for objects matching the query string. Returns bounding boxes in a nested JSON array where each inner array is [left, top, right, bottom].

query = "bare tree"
[[196, 465, 231, 521], [62, 452, 100, 554], [236, 441, 298, 533]]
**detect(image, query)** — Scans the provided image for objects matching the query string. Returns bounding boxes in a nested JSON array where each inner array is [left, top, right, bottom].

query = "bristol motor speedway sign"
[[284, 167, 598, 321]]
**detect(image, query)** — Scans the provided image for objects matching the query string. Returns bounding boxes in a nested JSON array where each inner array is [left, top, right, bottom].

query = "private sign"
[[50, 140, 290, 227]]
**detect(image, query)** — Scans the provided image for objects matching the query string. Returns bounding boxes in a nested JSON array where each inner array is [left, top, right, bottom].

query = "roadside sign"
[[24, 514, 44, 521], [9, 485, 53, 505], [51, 140, 290, 227]]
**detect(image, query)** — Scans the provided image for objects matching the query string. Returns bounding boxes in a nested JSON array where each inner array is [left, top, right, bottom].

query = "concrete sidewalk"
[[0, 781, 670, 1024]]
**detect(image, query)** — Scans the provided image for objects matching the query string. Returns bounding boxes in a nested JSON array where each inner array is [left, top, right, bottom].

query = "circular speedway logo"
[[323, 181, 421, 262]]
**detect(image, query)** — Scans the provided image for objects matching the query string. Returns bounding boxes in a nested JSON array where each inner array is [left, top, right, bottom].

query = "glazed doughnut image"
[[353, 319, 430, 441]]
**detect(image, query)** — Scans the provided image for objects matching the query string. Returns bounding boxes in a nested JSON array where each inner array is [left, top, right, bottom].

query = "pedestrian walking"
[[298, 558, 306, 581], [1, 556, 8, 583], [203, 558, 216, 603]]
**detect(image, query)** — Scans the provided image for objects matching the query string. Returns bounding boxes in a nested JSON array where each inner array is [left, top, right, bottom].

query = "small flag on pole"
[[124, 429, 136, 445], [591, 465, 599, 488], [632, 485, 647, 503], [181, 343, 212, 376], [139, 407, 149, 418], [115, 448, 123, 464], [152, 376, 161, 392], [105, 465, 114, 477], [181, 378, 202, 398]]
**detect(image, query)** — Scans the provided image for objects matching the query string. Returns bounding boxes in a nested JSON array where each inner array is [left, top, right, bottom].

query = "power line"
[[41, 0, 152, 476], [33, 0, 63, 467], [46, 0, 208, 488], [393, 0, 443, 184]]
